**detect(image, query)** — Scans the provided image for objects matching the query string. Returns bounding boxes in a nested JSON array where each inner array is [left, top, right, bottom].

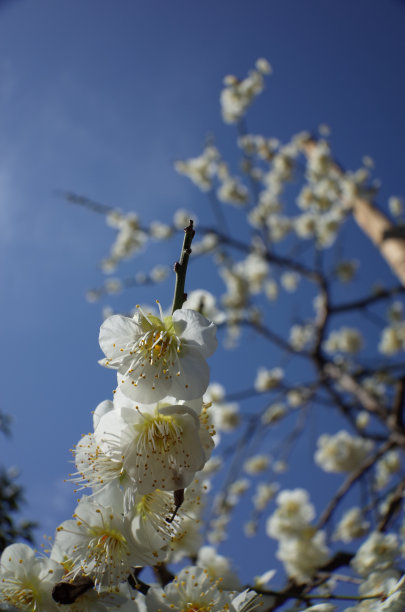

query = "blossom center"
[[139, 328, 178, 365], [135, 413, 183, 454], [123, 315, 183, 389], [87, 524, 128, 574], [2, 579, 38, 609]]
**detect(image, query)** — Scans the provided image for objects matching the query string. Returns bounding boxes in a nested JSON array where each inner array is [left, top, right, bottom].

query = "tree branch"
[[302, 139, 405, 286]]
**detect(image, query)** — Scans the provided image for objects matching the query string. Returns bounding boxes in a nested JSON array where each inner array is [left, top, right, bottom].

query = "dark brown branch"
[[257, 551, 354, 611], [52, 575, 94, 605], [331, 284, 405, 313], [247, 320, 311, 359], [56, 190, 115, 214], [302, 138, 405, 286], [392, 376, 405, 429], [153, 563, 175, 587]]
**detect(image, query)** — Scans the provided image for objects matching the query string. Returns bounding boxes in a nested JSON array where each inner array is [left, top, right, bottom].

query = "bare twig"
[[171, 220, 195, 313], [391, 376, 405, 429], [332, 284, 405, 313]]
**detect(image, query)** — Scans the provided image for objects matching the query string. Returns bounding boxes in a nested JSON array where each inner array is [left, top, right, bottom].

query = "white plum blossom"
[[253, 568, 276, 589], [233, 252, 270, 294], [290, 323, 315, 350], [273, 459, 288, 473], [99, 303, 217, 403], [173, 208, 198, 229], [379, 323, 405, 355], [0, 543, 63, 611], [243, 454, 270, 475], [266, 490, 329, 584], [249, 190, 283, 228], [378, 575, 405, 612], [356, 410, 370, 430], [333, 507, 370, 543], [149, 220, 173, 240], [281, 271, 300, 292], [254, 367, 284, 391], [323, 327, 364, 354], [267, 214, 292, 242], [54, 493, 167, 589], [129, 477, 208, 552], [210, 401, 240, 432], [150, 264, 169, 282], [196, 546, 241, 590], [95, 392, 214, 493], [255, 57, 272, 74], [48, 542, 129, 611], [335, 259, 358, 282], [389, 196, 404, 217], [276, 530, 329, 584], [270, 144, 298, 182], [228, 478, 251, 501], [104, 277, 122, 295], [220, 60, 270, 124], [351, 531, 399, 576], [375, 450, 401, 490], [262, 402, 287, 425], [252, 482, 279, 511], [345, 570, 403, 612], [388, 301, 404, 323], [220, 266, 250, 310], [265, 278, 279, 300], [287, 388, 310, 407], [130, 489, 184, 552], [316, 209, 345, 248], [266, 489, 316, 539], [204, 382, 226, 403], [174, 145, 219, 191], [303, 606, 337, 612], [183, 289, 226, 324], [294, 212, 318, 238], [101, 211, 147, 272], [145, 566, 259, 611], [202, 455, 223, 475], [168, 516, 204, 563], [217, 174, 249, 206], [72, 432, 126, 496], [192, 232, 219, 254], [315, 430, 374, 473], [208, 512, 232, 545]]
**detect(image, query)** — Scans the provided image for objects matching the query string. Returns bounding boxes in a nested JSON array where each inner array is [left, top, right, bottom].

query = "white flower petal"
[[173, 309, 218, 357]]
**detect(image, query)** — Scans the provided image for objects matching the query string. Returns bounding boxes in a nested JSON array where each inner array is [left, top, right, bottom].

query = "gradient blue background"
[[1, 0, 405, 588]]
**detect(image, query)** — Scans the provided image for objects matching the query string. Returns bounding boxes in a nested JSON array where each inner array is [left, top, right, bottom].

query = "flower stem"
[[171, 220, 195, 314]]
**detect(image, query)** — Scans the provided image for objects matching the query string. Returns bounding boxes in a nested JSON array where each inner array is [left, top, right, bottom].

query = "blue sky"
[[1, 0, 405, 587]]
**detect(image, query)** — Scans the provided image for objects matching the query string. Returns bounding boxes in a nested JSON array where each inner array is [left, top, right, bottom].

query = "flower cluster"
[[4, 56, 405, 612], [315, 430, 374, 473], [266, 489, 330, 583], [220, 58, 271, 124], [1, 299, 257, 609]]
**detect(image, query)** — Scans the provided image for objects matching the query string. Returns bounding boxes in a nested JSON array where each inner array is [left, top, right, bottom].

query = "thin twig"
[[171, 220, 195, 314], [331, 284, 405, 313]]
